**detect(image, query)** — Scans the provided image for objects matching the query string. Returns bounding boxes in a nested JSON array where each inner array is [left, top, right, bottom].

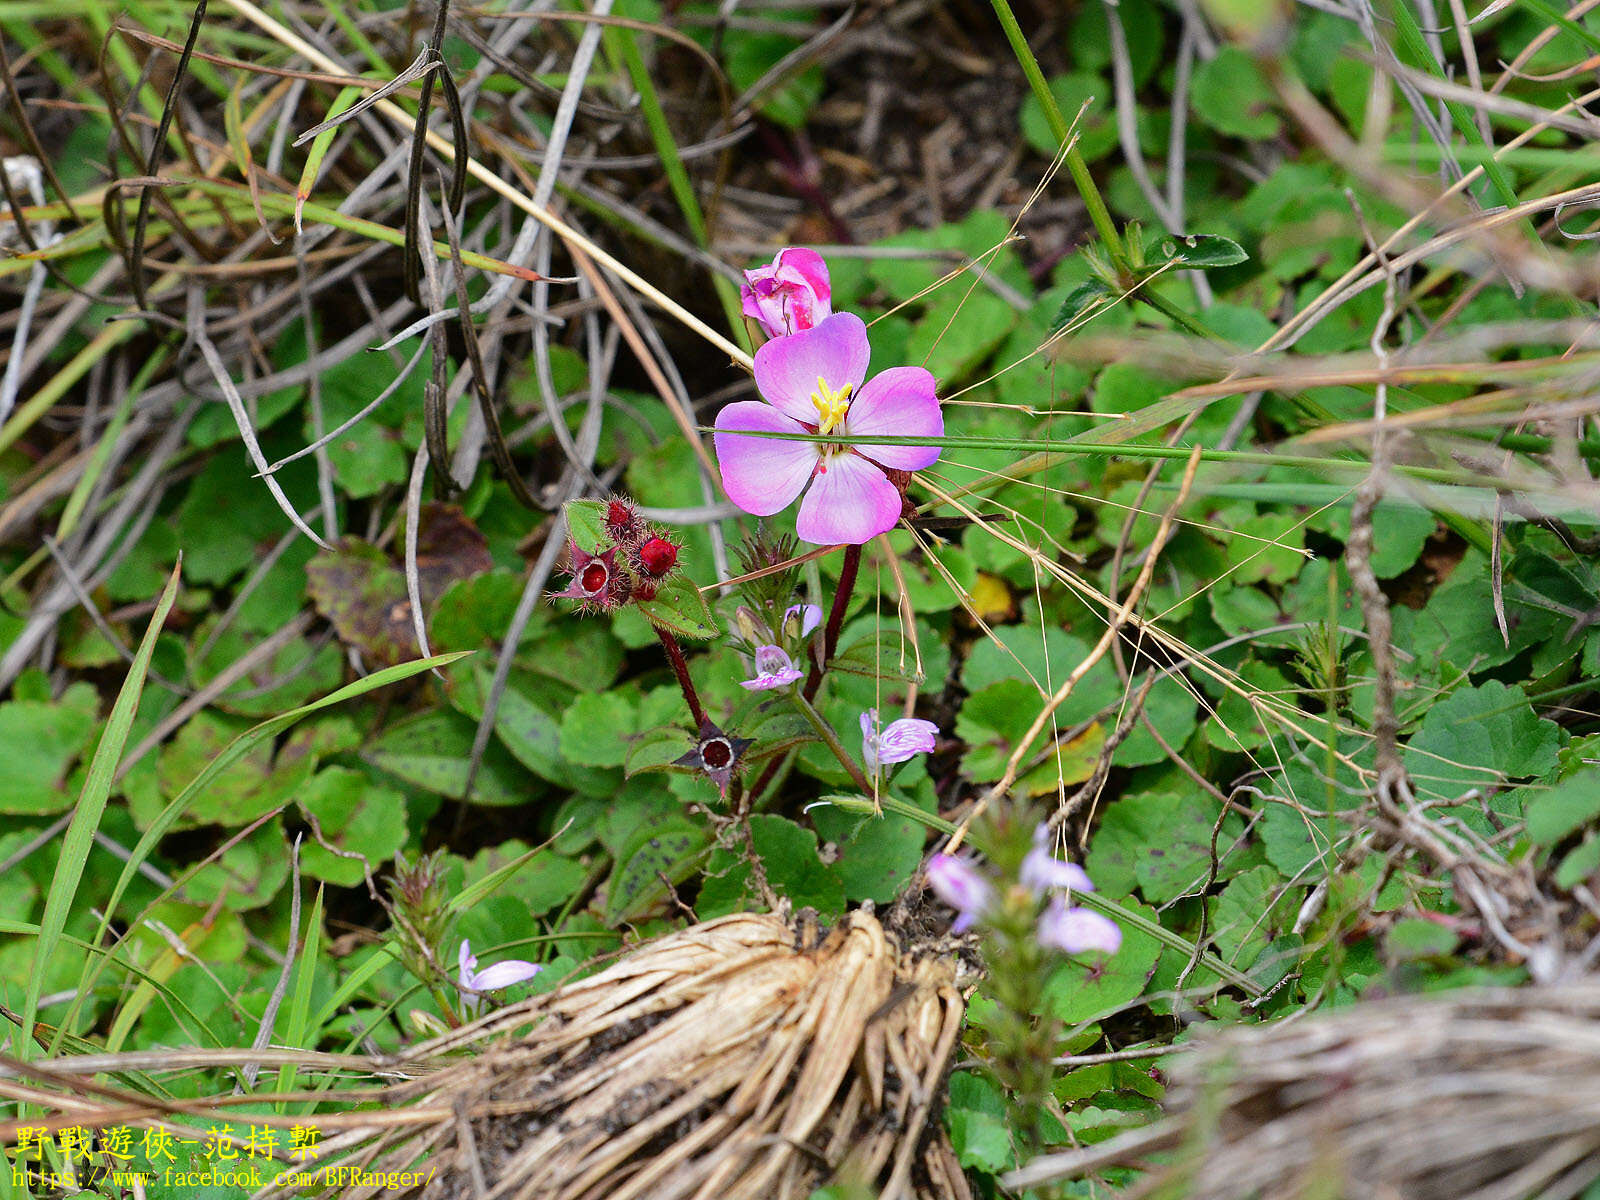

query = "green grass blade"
[[19, 560, 182, 1064], [57, 651, 473, 1054]]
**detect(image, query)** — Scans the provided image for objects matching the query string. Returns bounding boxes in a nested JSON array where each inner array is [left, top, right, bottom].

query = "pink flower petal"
[[846, 365, 943, 471], [795, 451, 902, 545], [469, 959, 542, 991], [753, 312, 871, 424], [713, 402, 818, 517]]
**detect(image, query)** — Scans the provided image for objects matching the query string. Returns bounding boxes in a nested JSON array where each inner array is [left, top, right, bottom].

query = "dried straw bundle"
[[312, 908, 971, 1200], [1008, 984, 1600, 1200]]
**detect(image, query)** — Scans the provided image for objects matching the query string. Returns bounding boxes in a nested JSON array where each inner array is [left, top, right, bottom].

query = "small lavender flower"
[[1020, 822, 1095, 896], [784, 603, 822, 638], [457, 939, 541, 1008], [1036, 897, 1122, 956], [860, 708, 939, 774], [740, 644, 804, 691], [926, 854, 994, 933]]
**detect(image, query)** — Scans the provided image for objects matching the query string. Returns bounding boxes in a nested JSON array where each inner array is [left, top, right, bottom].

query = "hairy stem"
[[654, 625, 707, 728], [802, 542, 861, 701]]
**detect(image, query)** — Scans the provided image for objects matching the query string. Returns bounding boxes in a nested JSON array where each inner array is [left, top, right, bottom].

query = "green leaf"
[[1192, 46, 1281, 139], [1208, 865, 1298, 969], [699, 815, 845, 918], [625, 724, 694, 777], [1149, 233, 1249, 270], [1402, 681, 1561, 804], [298, 766, 408, 886], [1088, 791, 1233, 903], [1525, 767, 1600, 847], [564, 498, 609, 554], [1387, 917, 1458, 960], [559, 692, 635, 768], [0, 680, 100, 814], [1050, 278, 1115, 333], [638, 572, 720, 640], [364, 708, 531, 804], [1557, 835, 1600, 890], [462, 841, 588, 916], [604, 818, 710, 923]]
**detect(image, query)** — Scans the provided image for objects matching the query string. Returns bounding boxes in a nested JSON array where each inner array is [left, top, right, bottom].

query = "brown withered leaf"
[[414, 502, 494, 610], [305, 538, 417, 668]]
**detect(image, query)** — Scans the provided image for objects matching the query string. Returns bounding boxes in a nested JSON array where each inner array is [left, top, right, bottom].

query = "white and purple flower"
[[1020, 823, 1096, 895], [861, 707, 939, 774], [740, 644, 804, 691], [457, 938, 541, 1013], [1037, 897, 1123, 956], [925, 854, 994, 934], [713, 312, 943, 545]]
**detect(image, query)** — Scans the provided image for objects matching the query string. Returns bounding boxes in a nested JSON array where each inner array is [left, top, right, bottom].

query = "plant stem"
[[990, 0, 1127, 274], [802, 543, 861, 701], [792, 691, 875, 795], [654, 626, 707, 728]]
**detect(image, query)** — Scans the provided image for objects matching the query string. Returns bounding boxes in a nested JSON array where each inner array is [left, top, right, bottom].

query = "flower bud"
[[740, 247, 832, 339]]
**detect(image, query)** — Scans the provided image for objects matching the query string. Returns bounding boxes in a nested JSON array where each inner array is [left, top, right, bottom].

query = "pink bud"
[[740, 247, 832, 339]]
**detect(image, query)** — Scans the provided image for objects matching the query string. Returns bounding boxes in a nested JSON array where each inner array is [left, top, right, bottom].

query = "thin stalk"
[[792, 692, 874, 795], [990, 0, 1126, 273], [655, 626, 708, 728]]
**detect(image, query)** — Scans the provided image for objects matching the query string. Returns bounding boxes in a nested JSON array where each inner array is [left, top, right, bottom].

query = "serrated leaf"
[[1051, 279, 1114, 333], [605, 819, 709, 923], [564, 499, 609, 555], [625, 724, 695, 777], [637, 573, 720, 640]]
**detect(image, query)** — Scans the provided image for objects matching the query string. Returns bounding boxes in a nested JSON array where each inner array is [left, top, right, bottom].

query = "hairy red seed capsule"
[[638, 536, 678, 577], [580, 561, 609, 592], [604, 497, 642, 540]]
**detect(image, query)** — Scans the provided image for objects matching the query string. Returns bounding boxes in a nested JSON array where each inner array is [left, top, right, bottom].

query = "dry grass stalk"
[[1007, 984, 1600, 1200], [285, 908, 970, 1200]]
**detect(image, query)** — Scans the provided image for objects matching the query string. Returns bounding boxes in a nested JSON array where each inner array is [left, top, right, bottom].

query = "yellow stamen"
[[810, 375, 852, 435]]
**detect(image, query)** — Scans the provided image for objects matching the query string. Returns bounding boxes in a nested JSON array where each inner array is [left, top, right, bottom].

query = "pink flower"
[[741, 247, 832, 338], [714, 313, 943, 545], [1037, 897, 1122, 957], [457, 939, 541, 1001], [926, 854, 993, 933], [860, 707, 939, 774], [741, 644, 803, 691], [1020, 823, 1096, 895]]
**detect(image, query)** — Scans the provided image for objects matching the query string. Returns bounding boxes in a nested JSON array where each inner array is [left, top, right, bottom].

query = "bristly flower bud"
[[637, 535, 679, 578], [603, 496, 643, 542], [551, 542, 629, 613], [673, 718, 752, 799]]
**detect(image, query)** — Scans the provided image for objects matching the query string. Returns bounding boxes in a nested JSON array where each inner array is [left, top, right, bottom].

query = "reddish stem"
[[802, 543, 861, 702], [655, 626, 707, 728]]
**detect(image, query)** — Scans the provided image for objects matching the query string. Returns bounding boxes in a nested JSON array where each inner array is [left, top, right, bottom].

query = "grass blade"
[[18, 560, 182, 1064]]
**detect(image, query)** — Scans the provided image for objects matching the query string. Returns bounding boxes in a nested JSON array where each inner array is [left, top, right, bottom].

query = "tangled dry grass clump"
[[355, 909, 971, 1200], [1010, 985, 1600, 1200], [1, 909, 972, 1200]]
